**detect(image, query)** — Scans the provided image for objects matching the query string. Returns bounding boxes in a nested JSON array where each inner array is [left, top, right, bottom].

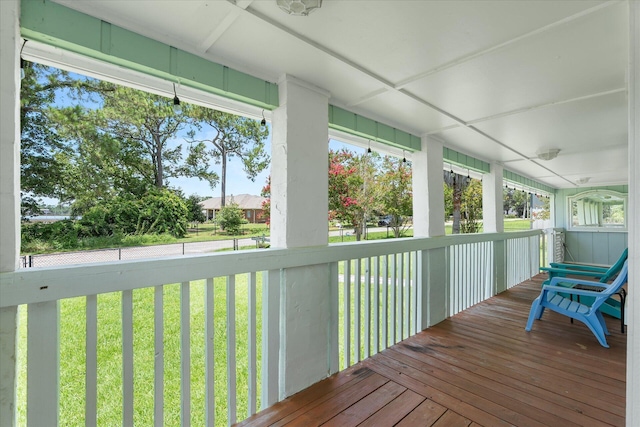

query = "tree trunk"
[[155, 143, 163, 188], [221, 150, 227, 207], [452, 176, 462, 234]]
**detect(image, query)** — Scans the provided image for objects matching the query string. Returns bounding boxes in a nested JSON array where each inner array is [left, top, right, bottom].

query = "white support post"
[[0, 1, 21, 426], [413, 136, 447, 330], [413, 136, 445, 238], [270, 75, 330, 399], [483, 163, 507, 293], [627, 2, 639, 426], [482, 163, 504, 234]]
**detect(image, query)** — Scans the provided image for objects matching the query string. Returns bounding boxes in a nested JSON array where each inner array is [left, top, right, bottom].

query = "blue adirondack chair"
[[539, 248, 628, 323], [525, 261, 628, 348]]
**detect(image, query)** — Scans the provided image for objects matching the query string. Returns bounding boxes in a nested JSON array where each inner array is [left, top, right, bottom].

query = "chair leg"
[[595, 310, 610, 336], [584, 315, 609, 348], [525, 297, 543, 331]]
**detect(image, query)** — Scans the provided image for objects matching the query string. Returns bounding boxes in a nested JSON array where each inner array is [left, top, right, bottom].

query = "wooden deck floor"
[[238, 274, 626, 427]]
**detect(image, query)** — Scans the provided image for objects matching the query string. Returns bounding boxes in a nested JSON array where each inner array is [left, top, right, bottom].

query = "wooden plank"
[[282, 373, 389, 427], [322, 381, 406, 427], [384, 346, 614, 427], [237, 365, 373, 426], [360, 390, 425, 426], [432, 410, 472, 427], [398, 332, 625, 423], [395, 399, 447, 427]]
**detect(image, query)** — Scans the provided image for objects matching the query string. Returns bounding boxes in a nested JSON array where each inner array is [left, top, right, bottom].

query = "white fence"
[[0, 230, 542, 426]]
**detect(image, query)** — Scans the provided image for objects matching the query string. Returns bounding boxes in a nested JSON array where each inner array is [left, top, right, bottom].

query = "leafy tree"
[[460, 179, 483, 233], [261, 176, 271, 225], [328, 149, 378, 241], [79, 189, 189, 238], [185, 194, 206, 223], [215, 202, 247, 235], [377, 156, 412, 237], [504, 188, 528, 217], [186, 108, 269, 207], [19, 62, 110, 215]]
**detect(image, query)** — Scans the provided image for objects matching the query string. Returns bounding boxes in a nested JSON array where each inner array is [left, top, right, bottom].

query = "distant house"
[[200, 194, 267, 223]]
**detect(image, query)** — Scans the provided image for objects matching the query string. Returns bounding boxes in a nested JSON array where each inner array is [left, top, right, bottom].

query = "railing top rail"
[[0, 230, 542, 307]]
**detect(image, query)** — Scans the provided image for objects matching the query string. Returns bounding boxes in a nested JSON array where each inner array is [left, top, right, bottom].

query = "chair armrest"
[[548, 276, 608, 289], [549, 263, 609, 273], [540, 267, 607, 278], [543, 284, 607, 298]]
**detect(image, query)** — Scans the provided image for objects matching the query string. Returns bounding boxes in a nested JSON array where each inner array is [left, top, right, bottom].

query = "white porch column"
[[482, 163, 507, 293], [413, 136, 447, 329], [482, 162, 504, 234], [0, 1, 21, 425], [627, 1, 639, 426], [413, 136, 445, 238], [270, 75, 330, 399]]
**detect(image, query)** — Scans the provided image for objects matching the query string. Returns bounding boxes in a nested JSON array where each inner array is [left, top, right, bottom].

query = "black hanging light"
[[172, 83, 181, 113], [367, 140, 372, 154], [20, 40, 27, 80], [261, 110, 266, 127]]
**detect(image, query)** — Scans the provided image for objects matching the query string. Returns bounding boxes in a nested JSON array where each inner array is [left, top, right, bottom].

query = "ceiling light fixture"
[[276, 0, 322, 16], [537, 148, 560, 161], [172, 83, 181, 113], [576, 177, 591, 185], [260, 110, 266, 127]]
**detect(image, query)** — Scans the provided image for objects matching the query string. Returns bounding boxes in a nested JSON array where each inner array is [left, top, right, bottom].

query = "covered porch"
[[1, 1, 638, 426]]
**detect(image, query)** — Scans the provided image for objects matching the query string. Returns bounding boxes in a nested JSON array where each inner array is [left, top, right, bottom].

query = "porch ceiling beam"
[[198, 0, 254, 53]]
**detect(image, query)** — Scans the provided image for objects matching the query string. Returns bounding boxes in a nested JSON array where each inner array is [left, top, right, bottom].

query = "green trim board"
[[442, 147, 490, 173], [20, 0, 279, 109], [329, 106, 421, 151], [503, 170, 555, 194]]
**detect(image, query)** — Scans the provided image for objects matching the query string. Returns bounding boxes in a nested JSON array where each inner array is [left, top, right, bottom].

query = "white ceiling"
[[53, 0, 630, 189]]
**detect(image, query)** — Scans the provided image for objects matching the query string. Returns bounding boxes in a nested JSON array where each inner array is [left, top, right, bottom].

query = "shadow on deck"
[[238, 274, 626, 427]]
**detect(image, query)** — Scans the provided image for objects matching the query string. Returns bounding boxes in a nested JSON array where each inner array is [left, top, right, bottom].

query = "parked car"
[[378, 215, 397, 226]]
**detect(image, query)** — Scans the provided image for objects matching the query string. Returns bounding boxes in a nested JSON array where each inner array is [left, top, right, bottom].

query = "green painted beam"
[[329, 106, 421, 151], [503, 170, 556, 194], [20, 0, 278, 109], [442, 147, 490, 173]]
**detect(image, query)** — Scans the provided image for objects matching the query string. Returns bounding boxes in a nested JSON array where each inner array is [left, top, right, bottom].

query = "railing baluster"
[[397, 253, 404, 340], [248, 272, 257, 417], [181, 282, 191, 427], [390, 254, 396, 345], [382, 255, 388, 348], [27, 301, 59, 427], [404, 252, 410, 339], [205, 278, 214, 427], [354, 259, 361, 363], [344, 260, 351, 368], [122, 290, 134, 427], [411, 251, 418, 335], [373, 256, 380, 354], [154, 285, 164, 427], [86, 295, 97, 427], [364, 257, 371, 359], [227, 275, 236, 426], [329, 262, 339, 374], [261, 270, 280, 408]]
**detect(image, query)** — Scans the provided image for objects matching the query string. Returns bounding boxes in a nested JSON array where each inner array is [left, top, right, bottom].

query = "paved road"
[[21, 227, 406, 269]]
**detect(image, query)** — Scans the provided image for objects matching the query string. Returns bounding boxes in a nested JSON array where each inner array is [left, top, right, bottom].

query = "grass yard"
[[17, 275, 263, 427]]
